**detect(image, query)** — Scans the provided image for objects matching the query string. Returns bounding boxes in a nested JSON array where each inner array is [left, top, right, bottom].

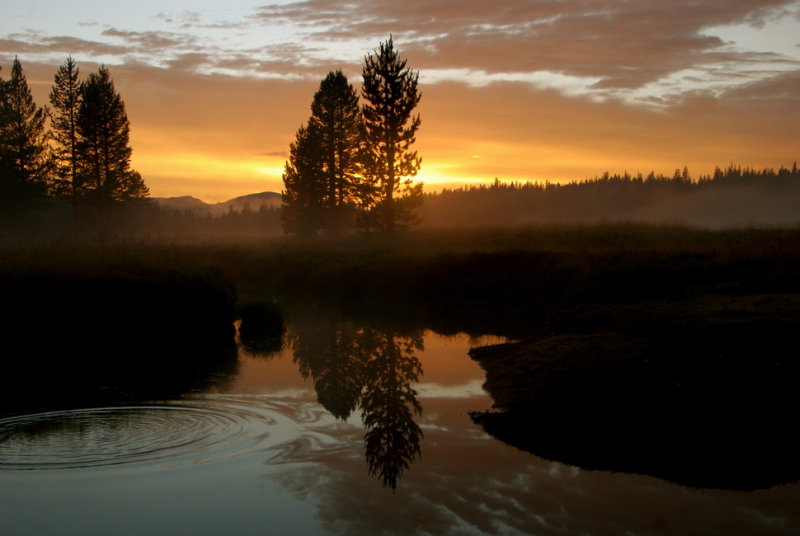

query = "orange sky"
[[4, 1, 800, 202]]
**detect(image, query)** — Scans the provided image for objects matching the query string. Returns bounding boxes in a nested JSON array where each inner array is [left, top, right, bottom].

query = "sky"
[[2, 0, 799, 202]]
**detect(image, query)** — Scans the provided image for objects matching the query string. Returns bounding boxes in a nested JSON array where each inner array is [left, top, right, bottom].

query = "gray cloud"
[[0, 35, 129, 57], [255, 0, 799, 90], [4, 0, 798, 109], [724, 69, 800, 102], [101, 28, 199, 52], [165, 52, 212, 72], [162, 44, 334, 78], [153, 11, 203, 26]]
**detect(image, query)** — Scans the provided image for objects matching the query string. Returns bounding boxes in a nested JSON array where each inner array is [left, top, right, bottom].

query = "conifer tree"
[[281, 124, 326, 235], [0, 58, 49, 207], [308, 70, 363, 211], [48, 56, 82, 199], [77, 66, 148, 206], [282, 70, 365, 234], [360, 36, 423, 232]]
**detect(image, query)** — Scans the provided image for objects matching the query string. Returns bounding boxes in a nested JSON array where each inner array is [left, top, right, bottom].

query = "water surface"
[[1, 326, 798, 535]]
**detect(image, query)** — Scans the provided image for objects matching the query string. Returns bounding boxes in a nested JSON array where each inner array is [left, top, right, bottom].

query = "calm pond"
[[1, 320, 799, 535]]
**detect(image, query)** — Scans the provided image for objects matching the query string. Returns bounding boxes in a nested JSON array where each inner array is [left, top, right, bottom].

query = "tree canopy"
[[282, 38, 424, 235], [1, 56, 149, 229], [0, 58, 49, 209], [78, 65, 148, 205], [282, 124, 327, 235], [282, 69, 366, 234], [360, 36, 423, 233], [308, 69, 363, 210], [48, 56, 82, 199]]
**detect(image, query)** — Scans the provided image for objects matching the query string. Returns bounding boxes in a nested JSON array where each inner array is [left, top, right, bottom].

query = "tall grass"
[[4, 223, 798, 336]]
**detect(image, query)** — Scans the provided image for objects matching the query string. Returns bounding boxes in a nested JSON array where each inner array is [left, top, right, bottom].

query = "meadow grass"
[[3, 223, 798, 336]]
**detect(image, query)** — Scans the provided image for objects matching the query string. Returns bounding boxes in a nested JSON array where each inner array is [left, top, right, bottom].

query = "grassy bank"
[[3, 224, 800, 336], [236, 224, 800, 335]]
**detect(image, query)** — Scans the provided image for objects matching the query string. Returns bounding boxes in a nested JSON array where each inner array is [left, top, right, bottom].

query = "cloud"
[[724, 68, 800, 101], [210, 49, 332, 79], [255, 0, 800, 98], [101, 28, 199, 51], [162, 48, 335, 80], [5, 0, 798, 106], [0, 34, 129, 57], [165, 52, 212, 73]]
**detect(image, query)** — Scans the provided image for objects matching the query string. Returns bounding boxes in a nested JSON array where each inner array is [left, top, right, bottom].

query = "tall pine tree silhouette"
[[281, 124, 327, 235], [77, 66, 147, 207], [0, 58, 49, 209], [309, 70, 362, 210], [48, 56, 82, 200], [283, 70, 363, 233], [360, 36, 423, 233]]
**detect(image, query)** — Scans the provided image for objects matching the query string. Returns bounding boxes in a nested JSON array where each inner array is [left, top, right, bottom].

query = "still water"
[[1, 323, 799, 535]]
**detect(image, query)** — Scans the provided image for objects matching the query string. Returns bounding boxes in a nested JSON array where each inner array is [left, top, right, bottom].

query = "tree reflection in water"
[[290, 320, 424, 489], [361, 330, 424, 489], [290, 320, 367, 420]]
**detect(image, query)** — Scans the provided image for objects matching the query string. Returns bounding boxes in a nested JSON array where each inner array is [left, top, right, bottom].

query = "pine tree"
[[282, 70, 366, 234], [120, 169, 149, 200], [281, 124, 327, 235], [0, 58, 49, 207], [48, 56, 82, 199], [360, 36, 423, 232], [77, 66, 147, 206], [308, 70, 363, 211]]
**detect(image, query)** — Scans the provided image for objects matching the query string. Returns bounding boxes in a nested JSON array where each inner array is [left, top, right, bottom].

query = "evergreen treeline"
[[0, 56, 148, 231], [149, 203, 282, 238], [282, 36, 423, 235], [420, 164, 800, 228], [136, 161, 800, 238]]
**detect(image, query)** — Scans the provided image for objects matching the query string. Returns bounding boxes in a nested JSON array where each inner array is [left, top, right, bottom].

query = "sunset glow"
[[3, 1, 799, 201]]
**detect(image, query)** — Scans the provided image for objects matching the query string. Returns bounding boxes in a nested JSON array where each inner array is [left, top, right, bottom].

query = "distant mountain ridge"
[[153, 192, 282, 216]]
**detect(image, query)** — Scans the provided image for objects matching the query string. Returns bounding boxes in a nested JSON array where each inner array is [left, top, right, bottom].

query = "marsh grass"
[[3, 223, 799, 336]]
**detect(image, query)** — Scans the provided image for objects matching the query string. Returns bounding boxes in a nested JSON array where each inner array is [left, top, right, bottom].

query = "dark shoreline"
[[0, 265, 238, 415], [468, 292, 800, 490]]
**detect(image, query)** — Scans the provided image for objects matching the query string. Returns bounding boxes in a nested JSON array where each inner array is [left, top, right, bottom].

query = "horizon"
[[3, 1, 799, 203], [166, 165, 800, 206]]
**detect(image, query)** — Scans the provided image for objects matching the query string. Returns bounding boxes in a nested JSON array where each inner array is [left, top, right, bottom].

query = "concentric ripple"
[[0, 397, 310, 470]]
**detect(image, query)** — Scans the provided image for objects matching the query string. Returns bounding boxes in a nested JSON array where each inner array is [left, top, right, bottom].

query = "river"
[[1, 322, 798, 535]]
